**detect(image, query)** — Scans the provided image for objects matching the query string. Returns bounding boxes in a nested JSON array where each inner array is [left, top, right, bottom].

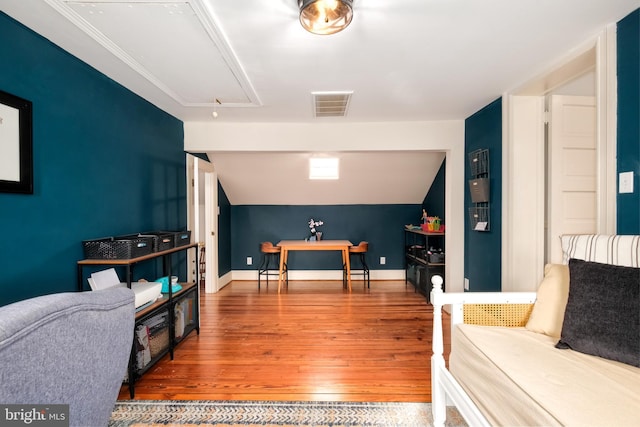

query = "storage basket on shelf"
[[139, 231, 175, 252], [82, 235, 154, 259], [409, 245, 425, 258], [429, 253, 445, 263], [148, 327, 169, 359], [162, 230, 191, 247], [144, 312, 170, 359]]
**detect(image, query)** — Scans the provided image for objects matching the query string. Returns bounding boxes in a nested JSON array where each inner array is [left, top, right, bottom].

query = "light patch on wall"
[[309, 157, 339, 180]]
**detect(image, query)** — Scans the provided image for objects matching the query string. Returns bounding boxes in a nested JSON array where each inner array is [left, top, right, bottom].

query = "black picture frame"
[[0, 89, 33, 194]]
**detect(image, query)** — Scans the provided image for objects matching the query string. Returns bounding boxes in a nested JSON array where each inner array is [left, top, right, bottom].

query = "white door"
[[547, 95, 597, 263], [186, 154, 218, 293]]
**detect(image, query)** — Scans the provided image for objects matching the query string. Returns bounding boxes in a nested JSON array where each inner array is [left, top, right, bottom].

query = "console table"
[[77, 243, 199, 398], [404, 228, 445, 299]]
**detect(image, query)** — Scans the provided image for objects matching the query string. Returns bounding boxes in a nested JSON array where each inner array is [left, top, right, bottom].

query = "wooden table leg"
[[278, 248, 287, 293], [343, 248, 352, 292]]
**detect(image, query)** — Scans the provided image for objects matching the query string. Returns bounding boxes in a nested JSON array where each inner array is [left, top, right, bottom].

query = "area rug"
[[109, 400, 467, 427]]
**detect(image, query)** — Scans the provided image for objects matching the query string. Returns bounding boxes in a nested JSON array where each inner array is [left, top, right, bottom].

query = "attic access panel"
[[63, 0, 256, 106]]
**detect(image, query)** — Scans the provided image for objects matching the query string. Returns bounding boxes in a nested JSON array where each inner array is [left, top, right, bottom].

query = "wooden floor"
[[119, 280, 450, 402]]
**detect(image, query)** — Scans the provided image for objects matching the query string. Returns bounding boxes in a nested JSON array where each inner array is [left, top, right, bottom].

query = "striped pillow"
[[560, 234, 639, 267]]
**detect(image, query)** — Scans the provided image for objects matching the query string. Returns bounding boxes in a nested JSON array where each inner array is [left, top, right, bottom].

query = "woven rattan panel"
[[463, 303, 534, 327]]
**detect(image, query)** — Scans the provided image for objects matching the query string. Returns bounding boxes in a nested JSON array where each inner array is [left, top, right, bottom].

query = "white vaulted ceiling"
[[207, 151, 446, 205], [1, 0, 637, 204]]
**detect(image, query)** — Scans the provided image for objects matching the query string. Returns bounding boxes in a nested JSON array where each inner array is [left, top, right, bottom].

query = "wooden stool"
[[258, 242, 287, 289], [344, 241, 370, 288]]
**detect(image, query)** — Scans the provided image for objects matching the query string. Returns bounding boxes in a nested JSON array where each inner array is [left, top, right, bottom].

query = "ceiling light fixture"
[[212, 98, 221, 119], [298, 0, 353, 35]]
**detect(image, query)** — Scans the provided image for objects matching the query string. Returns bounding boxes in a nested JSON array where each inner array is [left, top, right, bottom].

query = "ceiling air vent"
[[312, 91, 352, 117]]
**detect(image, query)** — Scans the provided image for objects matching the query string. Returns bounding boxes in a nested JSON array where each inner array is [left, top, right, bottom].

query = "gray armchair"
[[0, 287, 135, 427]]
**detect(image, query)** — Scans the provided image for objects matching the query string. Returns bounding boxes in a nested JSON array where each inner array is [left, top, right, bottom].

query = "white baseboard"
[[217, 270, 233, 289], [369, 269, 406, 280], [231, 269, 405, 281]]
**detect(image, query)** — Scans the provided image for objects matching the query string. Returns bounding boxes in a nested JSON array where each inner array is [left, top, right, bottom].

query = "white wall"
[[185, 120, 462, 151]]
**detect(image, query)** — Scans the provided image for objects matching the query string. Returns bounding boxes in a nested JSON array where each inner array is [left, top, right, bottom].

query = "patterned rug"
[[109, 400, 467, 427]]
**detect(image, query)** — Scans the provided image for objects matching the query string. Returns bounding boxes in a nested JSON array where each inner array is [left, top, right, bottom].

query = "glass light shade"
[[298, 0, 353, 35]]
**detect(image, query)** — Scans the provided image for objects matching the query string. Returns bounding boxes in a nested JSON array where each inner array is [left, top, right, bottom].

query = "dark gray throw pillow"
[[556, 258, 639, 367]]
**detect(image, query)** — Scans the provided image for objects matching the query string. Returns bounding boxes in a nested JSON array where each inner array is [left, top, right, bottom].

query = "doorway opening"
[[186, 154, 219, 294], [503, 27, 617, 291]]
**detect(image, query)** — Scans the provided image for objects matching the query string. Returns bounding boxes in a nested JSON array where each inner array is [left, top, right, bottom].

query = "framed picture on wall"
[[0, 89, 33, 194]]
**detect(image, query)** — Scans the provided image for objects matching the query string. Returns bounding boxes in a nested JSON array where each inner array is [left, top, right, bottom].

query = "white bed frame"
[[429, 275, 537, 427], [430, 235, 639, 426]]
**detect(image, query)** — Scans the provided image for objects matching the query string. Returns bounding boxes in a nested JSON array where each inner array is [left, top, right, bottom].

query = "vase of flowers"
[[308, 218, 324, 240]]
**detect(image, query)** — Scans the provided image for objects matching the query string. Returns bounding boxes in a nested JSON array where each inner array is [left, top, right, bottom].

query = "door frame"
[[186, 154, 219, 293], [502, 26, 617, 291]]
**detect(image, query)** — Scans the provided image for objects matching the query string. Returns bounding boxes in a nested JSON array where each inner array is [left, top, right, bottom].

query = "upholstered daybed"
[[430, 234, 640, 427]]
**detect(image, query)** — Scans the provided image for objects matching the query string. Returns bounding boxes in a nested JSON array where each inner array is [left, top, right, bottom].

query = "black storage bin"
[[417, 265, 428, 294], [409, 245, 424, 258], [139, 232, 175, 252], [406, 264, 417, 284], [82, 235, 154, 259], [429, 253, 445, 264], [163, 230, 191, 247]]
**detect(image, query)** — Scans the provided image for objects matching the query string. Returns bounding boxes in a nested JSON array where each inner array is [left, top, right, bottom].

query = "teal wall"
[[0, 13, 186, 306], [422, 158, 446, 225], [218, 182, 232, 275], [231, 204, 420, 271], [420, 159, 446, 262], [617, 8, 640, 234], [464, 99, 502, 292]]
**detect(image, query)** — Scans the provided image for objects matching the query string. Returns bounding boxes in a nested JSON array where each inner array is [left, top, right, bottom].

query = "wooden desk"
[[276, 240, 353, 293]]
